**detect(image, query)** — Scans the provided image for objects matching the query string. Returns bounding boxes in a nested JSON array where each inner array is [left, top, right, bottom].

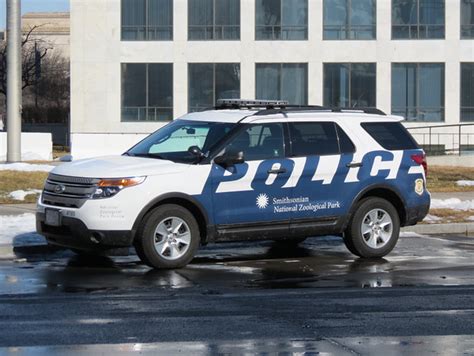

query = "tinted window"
[[461, 63, 474, 122], [226, 123, 285, 161], [121, 63, 173, 122], [188, 0, 240, 40], [361, 122, 419, 150], [256, 63, 308, 105], [122, 0, 173, 41], [461, 0, 474, 38], [289, 122, 340, 156], [336, 125, 356, 153]]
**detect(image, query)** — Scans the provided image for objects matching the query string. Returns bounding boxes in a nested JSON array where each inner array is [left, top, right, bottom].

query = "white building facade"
[[70, 0, 474, 158]]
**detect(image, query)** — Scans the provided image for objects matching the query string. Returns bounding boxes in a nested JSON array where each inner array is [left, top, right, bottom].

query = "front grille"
[[42, 173, 100, 208]]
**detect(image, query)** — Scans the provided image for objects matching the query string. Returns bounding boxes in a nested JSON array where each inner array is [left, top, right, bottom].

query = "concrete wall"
[[71, 0, 474, 136], [0, 133, 53, 161]]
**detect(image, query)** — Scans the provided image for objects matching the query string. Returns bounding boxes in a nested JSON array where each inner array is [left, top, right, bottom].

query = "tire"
[[344, 197, 400, 258], [134, 204, 200, 269]]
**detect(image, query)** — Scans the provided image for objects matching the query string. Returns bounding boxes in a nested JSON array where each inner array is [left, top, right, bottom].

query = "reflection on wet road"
[[2, 233, 474, 353], [2, 233, 474, 295]]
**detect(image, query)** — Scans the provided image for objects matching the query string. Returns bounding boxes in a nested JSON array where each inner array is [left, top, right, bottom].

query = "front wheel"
[[134, 204, 200, 269], [344, 197, 400, 258]]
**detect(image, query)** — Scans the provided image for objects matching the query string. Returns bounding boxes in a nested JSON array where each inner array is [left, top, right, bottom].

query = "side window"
[[227, 123, 285, 161], [289, 122, 339, 156], [361, 122, 419, 150], [336, 125, 356, 153]]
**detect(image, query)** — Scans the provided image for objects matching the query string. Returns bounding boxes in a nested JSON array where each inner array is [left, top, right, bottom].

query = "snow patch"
[[431, 198, 474, 211], [457, 180, 474, 187], [0, 214, 45, 246], [423, 214, 442, 223], [8, 189, 41, 201], [0, 163, 54, 172]]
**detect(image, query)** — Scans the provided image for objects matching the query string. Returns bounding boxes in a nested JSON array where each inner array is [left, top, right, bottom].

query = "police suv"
[[37, 100, 430, 269]]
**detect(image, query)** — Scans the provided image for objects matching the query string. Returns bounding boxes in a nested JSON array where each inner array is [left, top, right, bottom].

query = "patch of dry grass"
[[422, 208, 474, 224], [427, 166, 474, 192], [0, 170, 48, 204]]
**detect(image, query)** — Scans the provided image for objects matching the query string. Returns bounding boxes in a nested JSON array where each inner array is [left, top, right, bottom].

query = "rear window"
[[361, 122, 419, 150]]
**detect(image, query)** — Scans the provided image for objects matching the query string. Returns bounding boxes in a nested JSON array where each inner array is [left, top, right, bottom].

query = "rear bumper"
[[404, 203, 430, 226], [36, 212, 135, 251]]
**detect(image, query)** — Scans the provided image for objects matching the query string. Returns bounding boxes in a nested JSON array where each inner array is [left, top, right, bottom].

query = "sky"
[[0, 0, 70, 30]]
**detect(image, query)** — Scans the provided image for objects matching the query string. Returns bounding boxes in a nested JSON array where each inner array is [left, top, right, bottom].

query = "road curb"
[[402, 223, 474, 235]]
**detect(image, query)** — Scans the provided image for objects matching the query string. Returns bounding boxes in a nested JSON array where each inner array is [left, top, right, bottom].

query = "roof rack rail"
[[255, 106, 386, 116], [215, 99, 290, 109], [330, 107, 386, 116]]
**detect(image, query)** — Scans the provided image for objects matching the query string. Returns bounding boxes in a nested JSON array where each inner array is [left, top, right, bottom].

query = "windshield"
[[127, 120, 236, 163]]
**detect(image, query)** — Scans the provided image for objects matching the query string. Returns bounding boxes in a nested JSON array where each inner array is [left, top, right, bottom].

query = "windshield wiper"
[[130, 153, 167, 160]]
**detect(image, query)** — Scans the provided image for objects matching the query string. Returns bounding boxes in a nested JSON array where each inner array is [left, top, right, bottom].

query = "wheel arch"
[[132, 193, 211, 244], [347, 184, 408, 228]]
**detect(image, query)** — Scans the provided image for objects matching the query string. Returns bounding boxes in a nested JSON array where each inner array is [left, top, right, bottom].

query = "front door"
[[211, 122, 294, 230]]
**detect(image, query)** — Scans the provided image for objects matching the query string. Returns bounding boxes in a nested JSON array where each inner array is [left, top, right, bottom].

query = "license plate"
[[45, 209, 61, 227]]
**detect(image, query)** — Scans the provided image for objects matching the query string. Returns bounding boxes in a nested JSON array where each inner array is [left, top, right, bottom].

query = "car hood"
[[51, 155, 189, 178]]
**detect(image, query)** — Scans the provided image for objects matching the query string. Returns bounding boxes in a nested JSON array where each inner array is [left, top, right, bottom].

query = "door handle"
[[267, 168, 287, 174], [346, 162, 363, 168]]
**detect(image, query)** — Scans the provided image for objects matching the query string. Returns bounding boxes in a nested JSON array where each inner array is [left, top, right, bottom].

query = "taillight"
[[411, 153, 428, 177]]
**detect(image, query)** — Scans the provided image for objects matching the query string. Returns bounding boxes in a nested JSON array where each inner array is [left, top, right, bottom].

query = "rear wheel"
[[134, 204, 200, 269], [344, 197, 400, 258]]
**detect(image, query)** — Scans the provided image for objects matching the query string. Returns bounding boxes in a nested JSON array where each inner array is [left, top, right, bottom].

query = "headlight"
[[92, 177, 146, 199]]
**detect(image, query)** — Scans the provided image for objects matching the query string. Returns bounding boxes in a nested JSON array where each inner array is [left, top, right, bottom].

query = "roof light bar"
[[216, 99, 289, 107]]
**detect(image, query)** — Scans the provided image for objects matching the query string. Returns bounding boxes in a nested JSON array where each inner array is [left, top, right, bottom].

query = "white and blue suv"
[[37, 100, 430, 269]]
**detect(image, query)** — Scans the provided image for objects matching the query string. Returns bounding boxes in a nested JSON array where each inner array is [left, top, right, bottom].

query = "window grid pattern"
[[188, 63, 241, 112], [323, 0, 376, 40], [391, 63, 445, 122], [461, 63, 474, 122], [392, 0, 445, 39], [256, 63, 308, 105], [121, 0, 173, 41], [461, 0, 474, 38], [255, 0, 308, 40], [188, 0, 240, 40], [323, 63, 377, 108], [121, 63, 173, 122]]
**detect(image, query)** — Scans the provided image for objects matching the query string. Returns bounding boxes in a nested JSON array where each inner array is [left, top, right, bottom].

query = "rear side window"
[[336, 125, 356, 154], [289, 122, 340, 156], [361, 122, 419, 150]]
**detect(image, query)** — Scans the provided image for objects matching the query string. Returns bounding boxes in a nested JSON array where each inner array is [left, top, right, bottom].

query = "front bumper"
[[36, 212, 135, 251]]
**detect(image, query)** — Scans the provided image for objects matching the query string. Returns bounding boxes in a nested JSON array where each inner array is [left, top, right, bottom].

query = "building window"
[[324, 63, 376, 108], [0, 32, 4, 41], [188, 63, 240, 112], [461, 0, 474, 38], [255, 0, 308, 40], [121, 63, 173, 122], [121, 0, 173, 41], [392, 0, 445, 39], [392, 63, 444, 122], [256, 63, 308, 105], [323, 0, 376, 40], [188, 0, 240, 40], [461, 63, 474, 122]]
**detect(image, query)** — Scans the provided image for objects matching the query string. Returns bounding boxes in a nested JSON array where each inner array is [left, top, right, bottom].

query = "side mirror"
[[214, 150, 244, 167], [188, 145, 204, 158]]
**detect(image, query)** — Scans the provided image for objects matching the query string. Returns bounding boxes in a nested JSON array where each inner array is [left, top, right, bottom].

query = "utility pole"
[[6, 0, 22, 162]]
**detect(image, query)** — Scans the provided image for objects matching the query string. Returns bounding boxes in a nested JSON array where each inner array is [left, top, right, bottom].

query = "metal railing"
[[188, 25, 240, 40], [406, 123, 474, 156], [256, 25, 308, 40]]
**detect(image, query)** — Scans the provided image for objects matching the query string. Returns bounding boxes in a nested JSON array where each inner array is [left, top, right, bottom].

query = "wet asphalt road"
[[1, 233, 474, 354]]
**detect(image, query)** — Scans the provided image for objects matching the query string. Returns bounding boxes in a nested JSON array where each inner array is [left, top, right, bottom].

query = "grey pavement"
[[1, 234, 474, 353]]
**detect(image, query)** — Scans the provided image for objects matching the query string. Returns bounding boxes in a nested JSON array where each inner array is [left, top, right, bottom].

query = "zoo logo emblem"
[[256, 194, 269, 209]]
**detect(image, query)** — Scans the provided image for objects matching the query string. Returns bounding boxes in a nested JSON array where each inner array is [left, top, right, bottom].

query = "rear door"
[[288, 122, 356, 231]]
